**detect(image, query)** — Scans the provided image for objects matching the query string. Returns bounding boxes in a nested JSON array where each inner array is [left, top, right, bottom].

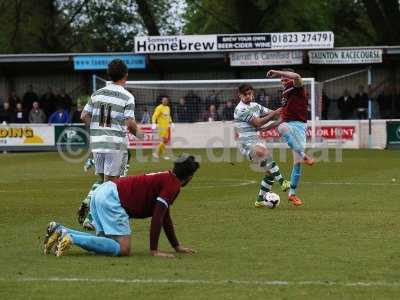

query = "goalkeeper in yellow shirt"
[[152, 96, 173, 159]]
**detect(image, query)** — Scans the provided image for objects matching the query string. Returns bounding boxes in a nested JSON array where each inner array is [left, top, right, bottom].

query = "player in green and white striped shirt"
[[234, 83, 290, 208], [77, 59, 142, 229]]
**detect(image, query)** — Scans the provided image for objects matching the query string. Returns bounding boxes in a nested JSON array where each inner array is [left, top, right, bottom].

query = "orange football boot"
[[303, 155, 315, 166], [288, 195, 303, 206]]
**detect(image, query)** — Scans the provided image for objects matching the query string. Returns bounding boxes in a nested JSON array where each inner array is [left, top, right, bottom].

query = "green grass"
[[0, 149, 400, 299]]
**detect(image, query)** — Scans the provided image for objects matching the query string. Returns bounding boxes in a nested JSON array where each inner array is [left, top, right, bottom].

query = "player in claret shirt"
[[266, 69, 315, 206], [43, 155, 200, 258]]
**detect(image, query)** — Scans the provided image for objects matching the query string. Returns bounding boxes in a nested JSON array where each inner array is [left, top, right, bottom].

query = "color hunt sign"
[[259, 125, 358, 148], [260, 126, 356, 140]]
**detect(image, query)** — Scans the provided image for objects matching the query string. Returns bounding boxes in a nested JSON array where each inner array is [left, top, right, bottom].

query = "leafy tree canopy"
[[0, 0, 397, 53]]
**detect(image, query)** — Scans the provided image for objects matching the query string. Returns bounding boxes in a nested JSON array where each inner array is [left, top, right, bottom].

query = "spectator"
[[13, 102, 27, 123], [386, 86, 397, 119], [185, 91, 201, 122], [321, 91, 331, 120], [395, 89, 400, 118], [202, 104, 219, 122], [140, 106, 151, 124], [355, 85, 369, 119], [255, 89, 268, 107], [40, 87, 57, 116], [222, 100, 235, 121], [205, 90, 220, 111], [264, 95, 273, 109], [371, 96, 380, 119], [23, 84, 39, 111], [269, 95, 281, 110], [48, 106, 70, 124], [56, 88, 72, 112], [71, 103, 83, 123], [8, 90, 21, 109], [29, 101, 46, 123], [377, 91, 386, 119], [0, 102, 13, 123], [176, 97, 190, 122], [337, 90, 355, 119]]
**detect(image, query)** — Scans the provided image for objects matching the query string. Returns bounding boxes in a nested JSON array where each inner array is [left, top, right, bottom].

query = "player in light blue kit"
[[266, 69, 315, 206]]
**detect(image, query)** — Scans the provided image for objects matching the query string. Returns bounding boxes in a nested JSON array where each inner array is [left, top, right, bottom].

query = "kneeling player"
[[234, 84, 290, 208], [44, 155, 199, 258], [266, 69, 315, 206]]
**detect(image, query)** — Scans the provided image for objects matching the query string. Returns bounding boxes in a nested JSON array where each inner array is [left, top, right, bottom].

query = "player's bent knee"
[[277, 123, 289, 135], [119, 237, 131, 256], [114, 235, 131, 256], [119, 246, 131, 256], [252, 145, 268, 158], [293, 152, 303, 164]]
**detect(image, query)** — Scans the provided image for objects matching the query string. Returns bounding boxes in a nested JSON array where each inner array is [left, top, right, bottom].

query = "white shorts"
[[239, 140, 268, 162], [94, 152, 128, 177]]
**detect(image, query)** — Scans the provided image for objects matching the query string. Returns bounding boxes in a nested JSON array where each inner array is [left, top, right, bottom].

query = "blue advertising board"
[[73, 54, 146, 70]]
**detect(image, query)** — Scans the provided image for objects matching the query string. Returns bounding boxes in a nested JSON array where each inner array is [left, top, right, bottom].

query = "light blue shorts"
[[90, 181, 131, 236], [282, 121, 307, 151]]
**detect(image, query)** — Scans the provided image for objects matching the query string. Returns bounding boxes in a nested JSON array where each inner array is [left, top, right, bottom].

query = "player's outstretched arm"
[[267, 69, 303, 87], [259, 119, 282, 132], [163, 210, 196, 254], [150, 202, 175, 258], [250, 108, 282, 129]]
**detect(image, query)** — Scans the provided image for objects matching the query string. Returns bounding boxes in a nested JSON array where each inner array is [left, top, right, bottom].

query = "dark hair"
[[238, 84, 254, 95], [282, 68, 295, 72], [173, 155, 200, 181], [107, 59, 128, 82]]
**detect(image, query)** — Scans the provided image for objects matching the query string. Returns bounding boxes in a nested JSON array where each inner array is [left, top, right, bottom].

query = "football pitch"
[[1, 149, 400, 299]]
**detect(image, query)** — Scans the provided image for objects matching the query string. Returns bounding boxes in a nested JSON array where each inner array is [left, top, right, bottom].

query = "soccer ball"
[[263, 192, 280, 209]]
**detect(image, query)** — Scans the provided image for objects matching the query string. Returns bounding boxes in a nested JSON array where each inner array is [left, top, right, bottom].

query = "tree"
[[136, 0, 160, 35], [183, 0, 393, 47], [184, 0, 333, 34], [0, 0, 185, 53], [0, 0, 68, 53], [327, 0, 377, 46], [362, 0, 400, 45], [56, 0, 186, 52]]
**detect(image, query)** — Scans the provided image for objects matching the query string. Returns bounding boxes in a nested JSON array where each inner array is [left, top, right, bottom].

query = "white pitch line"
[[1, 180, 398, 194], [302, 181, 400, 186], [190, 179, 256, 190], [0, 189, 84, 193], [0, 277, 399, 288], [0, 179, 257, 193]]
